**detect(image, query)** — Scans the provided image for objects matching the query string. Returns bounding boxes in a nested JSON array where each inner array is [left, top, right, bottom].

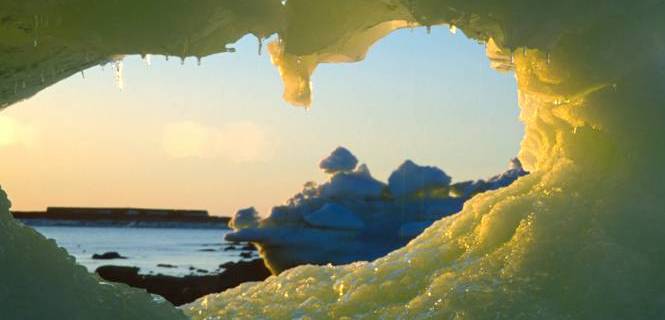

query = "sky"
[[0, 26, 522, 216]]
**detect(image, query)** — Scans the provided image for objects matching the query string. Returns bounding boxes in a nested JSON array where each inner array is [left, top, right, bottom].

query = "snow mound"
[[229, 207, 260, 229], [388, 160, 452, 197], [319, 146, 359, 174]]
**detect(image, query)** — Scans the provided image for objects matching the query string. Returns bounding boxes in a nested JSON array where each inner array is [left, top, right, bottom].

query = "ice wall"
[[184, 1, 665, 319], [0, 0, 664, 319], [0, 187, 188, 319]]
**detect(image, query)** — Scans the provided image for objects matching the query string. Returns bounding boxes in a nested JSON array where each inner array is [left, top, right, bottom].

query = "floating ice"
[[387, 160, 452, 197], [225, 147, 525, 274]]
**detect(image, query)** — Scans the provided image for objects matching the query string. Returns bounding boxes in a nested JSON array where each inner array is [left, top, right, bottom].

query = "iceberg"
[[303, 203, 365, 231], [388, 160, 452, 197], [225, 147, 526, 274]]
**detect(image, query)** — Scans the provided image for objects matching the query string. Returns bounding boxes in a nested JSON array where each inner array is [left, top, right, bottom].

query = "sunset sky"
[[0, 26, 521, 216]]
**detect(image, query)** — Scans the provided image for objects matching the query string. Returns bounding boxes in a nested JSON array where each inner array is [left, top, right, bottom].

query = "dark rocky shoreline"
[[96, 259, 272, 306]]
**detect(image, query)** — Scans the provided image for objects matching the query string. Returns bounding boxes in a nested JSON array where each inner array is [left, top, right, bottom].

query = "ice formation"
[[0, 0, 664, 319], [186, 2, 665, 319], [387, 160, 452, 197], [0, 187, 188, 319], [318, 146, 358, 174], [226, 147, 526, 274], [228, 207, 261, 230]]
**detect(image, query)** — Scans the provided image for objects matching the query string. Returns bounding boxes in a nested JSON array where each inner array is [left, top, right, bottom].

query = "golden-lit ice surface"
[[1, 0, 665, 319], [185, 2, 665, 319]]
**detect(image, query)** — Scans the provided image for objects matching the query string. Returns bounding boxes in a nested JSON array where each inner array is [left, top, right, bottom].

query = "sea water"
[[32, 226, 251, 276]]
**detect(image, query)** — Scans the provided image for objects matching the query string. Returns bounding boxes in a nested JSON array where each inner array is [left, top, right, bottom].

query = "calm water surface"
[[33, 226, 254, 276]]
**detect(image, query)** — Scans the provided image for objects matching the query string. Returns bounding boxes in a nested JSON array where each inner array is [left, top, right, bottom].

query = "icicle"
[[523, 47, 527, 56], [197, 57, 202, 66], [257, 36, 263, 56], [33, 15, 39, 48], [180, 57, 185, 65], [113, 61, 124, 90], [142, 54, 151, 66], [80, 71, 85, 79], [426, 26, 431, 34], [546, 53, 551, 64]]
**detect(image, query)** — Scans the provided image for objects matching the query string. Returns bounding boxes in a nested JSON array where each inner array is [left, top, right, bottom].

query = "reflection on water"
[[1, 0, 665, 319]]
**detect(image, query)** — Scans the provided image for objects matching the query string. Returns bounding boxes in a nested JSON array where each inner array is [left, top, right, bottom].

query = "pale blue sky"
[[0, 26, 522, 215]]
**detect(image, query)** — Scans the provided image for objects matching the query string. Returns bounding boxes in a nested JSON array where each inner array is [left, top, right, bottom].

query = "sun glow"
[[0, 115, 38, 148]]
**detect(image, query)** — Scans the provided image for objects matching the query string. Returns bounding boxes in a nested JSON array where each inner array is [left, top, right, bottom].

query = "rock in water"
[[95, 259, 271, 306], [92, 251, 127, 260]]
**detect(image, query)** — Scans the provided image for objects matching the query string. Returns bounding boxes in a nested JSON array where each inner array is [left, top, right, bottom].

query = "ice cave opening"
[[2, 0, 665, 319]]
